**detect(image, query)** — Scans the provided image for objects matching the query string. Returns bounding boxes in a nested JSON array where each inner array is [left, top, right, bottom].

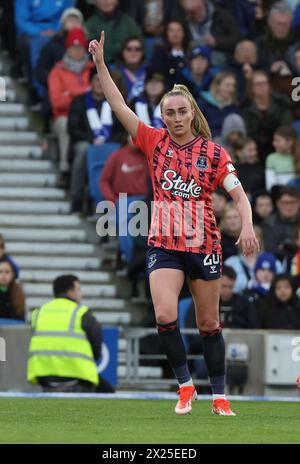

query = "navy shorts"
[[146, 246, 222, 281]]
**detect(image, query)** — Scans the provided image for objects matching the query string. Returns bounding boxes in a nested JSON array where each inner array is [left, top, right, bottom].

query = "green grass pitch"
[[0, 398, 299, 444]]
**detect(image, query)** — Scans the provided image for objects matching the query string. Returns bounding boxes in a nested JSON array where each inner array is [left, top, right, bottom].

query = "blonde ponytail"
[[160, 84, 212, 140]]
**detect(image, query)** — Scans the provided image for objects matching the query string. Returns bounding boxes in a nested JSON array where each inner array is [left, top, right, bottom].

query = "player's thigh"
[[149, 268, 185, 324], [188, 277, 221, 330]]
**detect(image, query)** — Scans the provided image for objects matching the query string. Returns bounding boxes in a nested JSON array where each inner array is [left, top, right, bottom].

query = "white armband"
[[223, 173, 241, 192]]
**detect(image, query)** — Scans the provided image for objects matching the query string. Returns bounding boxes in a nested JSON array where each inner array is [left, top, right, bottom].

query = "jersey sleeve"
[[217, 147, 238, 188], [132, 121, 166, 160]]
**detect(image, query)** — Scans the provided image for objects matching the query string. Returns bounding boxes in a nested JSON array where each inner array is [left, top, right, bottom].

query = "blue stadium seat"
[[86, 143, 121, 204], [116, 195, 145, 263], [178, 297, 193, 349]]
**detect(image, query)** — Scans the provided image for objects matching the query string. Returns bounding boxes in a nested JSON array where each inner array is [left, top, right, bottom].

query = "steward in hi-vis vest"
[[27, 298, 99, 385], [26, 275, 112, 392]]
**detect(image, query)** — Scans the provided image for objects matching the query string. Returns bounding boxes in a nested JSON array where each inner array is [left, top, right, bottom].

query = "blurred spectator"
[[252, 190, 274, 225], [242, 70, 293, 160], [262, 186, 300, 258], [99, 137, 149, 204], [220, 203, 242, 260], [127, 0, 182, 39], [235, 252, 278, 328], [35, 7, 84, 124], [179, 0, 240, 66], [226, 40, 260, 102], [0, 258, 25, 321], [285, 223, 300, 275], [15, 0, 74, 106], [0, 234, 20, 279], [232, 0, 263, 39], [198, 72, 240, 138], [27, 275, 115, 392], [151, 20, 190, 90], [68, 67, 122, 214], [235, 137, 265, 197], [0, 0, 17, 62], [265, 126, 298, 191], [292, 3, 300, 31], [109, 36, 147, 103], [180, 45, 218, 98], [85, 0, 143, 64], [215, 113, 247, 159], [48, 28, 94, 186], [259, 274, 300, 329], [226, 228, 282, 294], [131, 71, 165, 128], [212, 188, 229, 226], [256, 2, 296, 70]]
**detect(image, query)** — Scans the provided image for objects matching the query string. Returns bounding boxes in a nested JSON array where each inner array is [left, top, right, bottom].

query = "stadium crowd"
[[1, 0, 300, 337]]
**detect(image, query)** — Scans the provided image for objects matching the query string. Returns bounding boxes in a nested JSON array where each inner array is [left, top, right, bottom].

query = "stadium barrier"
[[0, 325, 300, 397]]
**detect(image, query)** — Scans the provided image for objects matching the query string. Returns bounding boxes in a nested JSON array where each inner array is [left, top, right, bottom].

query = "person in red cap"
[[48, 28, 94, 187]]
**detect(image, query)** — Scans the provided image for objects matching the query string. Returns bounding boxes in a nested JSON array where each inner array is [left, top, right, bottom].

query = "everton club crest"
[[195, 156, 208, 170]]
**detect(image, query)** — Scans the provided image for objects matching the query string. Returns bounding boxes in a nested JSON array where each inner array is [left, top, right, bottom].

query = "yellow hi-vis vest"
[[27, 298, 99, 385]]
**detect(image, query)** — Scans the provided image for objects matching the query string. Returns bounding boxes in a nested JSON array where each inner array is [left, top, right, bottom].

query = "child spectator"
[[151, 20, 190, 90], [0, 235, 20, 279], [235, 137, 265, 197], [198, 72, 240, 138], [48, 28, 94, 187], [131, 71, 165, 128], [110, 36, 147, 104], [265, 126, 299, 191], [0, 258, 25, 321], [180, 45, 218, 99], [235, 252, 278, 329], [215, 113, 247, 159], [259, 274, 300, 329]]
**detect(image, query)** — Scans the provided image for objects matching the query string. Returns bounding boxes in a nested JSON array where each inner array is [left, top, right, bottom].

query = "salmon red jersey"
[[132, 122, 237, 254]]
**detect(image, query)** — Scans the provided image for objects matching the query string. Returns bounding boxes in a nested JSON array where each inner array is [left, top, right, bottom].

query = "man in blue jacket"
[[14, 0, 75, 106]]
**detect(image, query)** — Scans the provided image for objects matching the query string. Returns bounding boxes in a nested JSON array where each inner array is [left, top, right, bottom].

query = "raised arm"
[[88, 31, 139, 139]]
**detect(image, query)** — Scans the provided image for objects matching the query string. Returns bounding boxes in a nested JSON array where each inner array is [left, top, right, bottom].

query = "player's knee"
[[155, 304, 176, 326], [197, 318, 220, 334]]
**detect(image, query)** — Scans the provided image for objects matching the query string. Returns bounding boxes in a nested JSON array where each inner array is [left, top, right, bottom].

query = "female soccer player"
[[89, 32, 260, 417]]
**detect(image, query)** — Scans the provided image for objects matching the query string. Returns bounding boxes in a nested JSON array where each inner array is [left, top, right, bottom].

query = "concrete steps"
[[0, 214, 82, 227], [0, 146, 43, 158], [6, 242, 96, 256], [24, 283, 117, 298], [20, 269, 110, 284], [0, 159, 52, 172], [15, 255, 102, 270], [0, 228, 88, 242], [0, 200, 70, 214], [0, 187, 65, 200], [0, 172, 57, 187], [0, 62, 131, 333]]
